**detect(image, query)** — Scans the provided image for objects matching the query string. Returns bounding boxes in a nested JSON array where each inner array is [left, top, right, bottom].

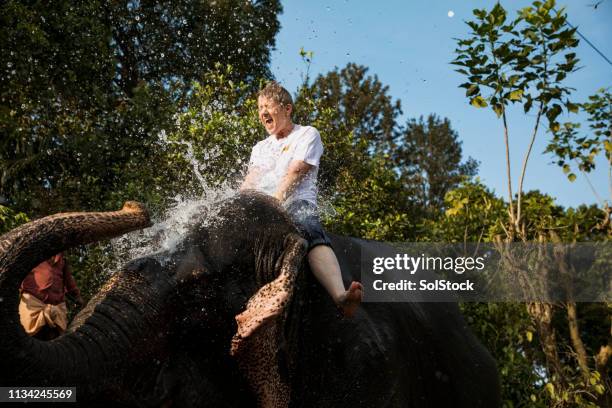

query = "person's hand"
[[273, 191, 284, 203]]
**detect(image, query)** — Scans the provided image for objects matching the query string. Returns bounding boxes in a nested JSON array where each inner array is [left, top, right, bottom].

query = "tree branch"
[[516, 101, 544, 232]]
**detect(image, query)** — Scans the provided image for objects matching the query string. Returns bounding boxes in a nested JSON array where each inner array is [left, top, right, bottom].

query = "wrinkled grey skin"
[[0, 193, 500, 407]]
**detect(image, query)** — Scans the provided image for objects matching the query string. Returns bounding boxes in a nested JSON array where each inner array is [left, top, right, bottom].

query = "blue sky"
[[269, 0, 611, 208]]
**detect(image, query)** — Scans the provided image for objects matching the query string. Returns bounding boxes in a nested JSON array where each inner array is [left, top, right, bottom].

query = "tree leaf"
[[466, 84, 480, 97], [470, 96, 488, 108], [550, 122, 560, 132], [492, 104, 503, 118], [545, 382, 555, 397], [509, 89, 523, 101]]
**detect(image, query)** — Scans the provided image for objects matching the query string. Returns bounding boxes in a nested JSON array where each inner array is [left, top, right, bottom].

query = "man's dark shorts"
[[285, 200, 333, 251]]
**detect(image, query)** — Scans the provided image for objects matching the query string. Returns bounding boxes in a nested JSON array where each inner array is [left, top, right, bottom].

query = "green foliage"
[[104, 0, 281, 94], [0, 0, 282, 216], [325, 154, 412, 241], [428, 180, 610, 407], [546, 87, 612, 184], [0, 205, 29, 235], [420, 179, 507, 243], [453, 0, 579, 130], [461, 302, 545, 408], [509, 188, 609, 241], [394, 115, 479, 214], [295, 63, 401, 154], [452, 0, 582, 241], [165, 66, 262, 194]]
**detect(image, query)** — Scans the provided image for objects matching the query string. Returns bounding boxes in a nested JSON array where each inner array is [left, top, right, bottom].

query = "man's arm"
[[274, 160, 312, 202], [240, 166, 262, 191]]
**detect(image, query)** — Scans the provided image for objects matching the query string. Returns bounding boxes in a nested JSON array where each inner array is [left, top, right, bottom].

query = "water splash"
[[103, 128, 337, 274], [108, 130, 241, 270], [157, 129, 215, 191]]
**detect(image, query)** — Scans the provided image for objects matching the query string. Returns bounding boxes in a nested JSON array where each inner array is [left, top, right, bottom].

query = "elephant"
[[0, 192, 501, 407]]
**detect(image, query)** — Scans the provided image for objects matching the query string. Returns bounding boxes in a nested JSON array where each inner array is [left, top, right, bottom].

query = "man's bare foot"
[[337, 281, 363, 318]]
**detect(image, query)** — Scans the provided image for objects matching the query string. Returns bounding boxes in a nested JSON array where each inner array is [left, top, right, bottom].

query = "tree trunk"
[[566, 302, 590, 383], [527, 301, 566, 387]]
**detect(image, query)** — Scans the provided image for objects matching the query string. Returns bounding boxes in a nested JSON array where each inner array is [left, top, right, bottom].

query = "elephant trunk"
[[0, 202, 155, 395]]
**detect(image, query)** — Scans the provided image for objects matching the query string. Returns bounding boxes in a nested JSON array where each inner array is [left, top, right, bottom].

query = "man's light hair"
[[258, 81, 293, 108]]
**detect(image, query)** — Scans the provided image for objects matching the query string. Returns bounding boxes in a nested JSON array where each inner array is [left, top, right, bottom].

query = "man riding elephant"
[[241, 81, 363, 318]]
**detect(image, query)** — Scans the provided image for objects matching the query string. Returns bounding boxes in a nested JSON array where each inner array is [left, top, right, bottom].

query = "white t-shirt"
[[248, 124, 323, 206]]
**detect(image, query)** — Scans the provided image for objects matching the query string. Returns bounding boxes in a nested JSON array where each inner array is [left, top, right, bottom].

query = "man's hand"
[[273, 191, 284, 202]]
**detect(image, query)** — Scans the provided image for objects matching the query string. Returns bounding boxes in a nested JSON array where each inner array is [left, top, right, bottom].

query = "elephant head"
[[0, 192, 308, 407]]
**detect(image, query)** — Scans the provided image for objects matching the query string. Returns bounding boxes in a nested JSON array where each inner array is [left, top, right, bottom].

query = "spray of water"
[[107, 130, 241, 271]]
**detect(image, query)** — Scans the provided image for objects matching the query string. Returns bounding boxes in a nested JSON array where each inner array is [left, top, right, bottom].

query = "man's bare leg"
[[308, 245, 363, 317]]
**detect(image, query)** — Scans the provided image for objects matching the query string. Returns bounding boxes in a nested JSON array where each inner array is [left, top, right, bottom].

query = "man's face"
[[257, 95, 292, 136]]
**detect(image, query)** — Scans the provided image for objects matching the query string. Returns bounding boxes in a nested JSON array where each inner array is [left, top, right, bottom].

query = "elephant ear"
[[230, 233, 306, 408]]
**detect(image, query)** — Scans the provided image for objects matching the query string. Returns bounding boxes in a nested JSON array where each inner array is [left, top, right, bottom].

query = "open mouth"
[[265, 118, 273, 125]]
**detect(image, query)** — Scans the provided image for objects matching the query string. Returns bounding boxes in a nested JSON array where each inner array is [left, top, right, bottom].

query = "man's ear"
[[285, 103, 293, 117]]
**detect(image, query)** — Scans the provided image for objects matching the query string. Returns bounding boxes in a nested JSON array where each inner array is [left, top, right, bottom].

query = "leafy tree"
[[105, 0, 281, 95], [420, 179, 506, 243], [450, 3, 612, 404], [294, 63, 402, 154], [394, 115, 479, 215], [546, 87, 611, 220], [164, 66, 262, 195], [452, 0, 580, 239], [432, 181, 610, 407], [0, 0, 282, 215], [325, 153, 412, 241]]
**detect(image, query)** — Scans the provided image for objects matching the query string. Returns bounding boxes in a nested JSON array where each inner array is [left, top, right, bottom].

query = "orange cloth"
[[18, 292, 68, 335]]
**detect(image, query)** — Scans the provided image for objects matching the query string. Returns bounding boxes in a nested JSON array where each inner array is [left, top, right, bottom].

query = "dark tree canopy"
[[295, 63, 402, 153], [107, 0, 282, 96], [395, 114, 479, 213], [0, 0, 282, 214]]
